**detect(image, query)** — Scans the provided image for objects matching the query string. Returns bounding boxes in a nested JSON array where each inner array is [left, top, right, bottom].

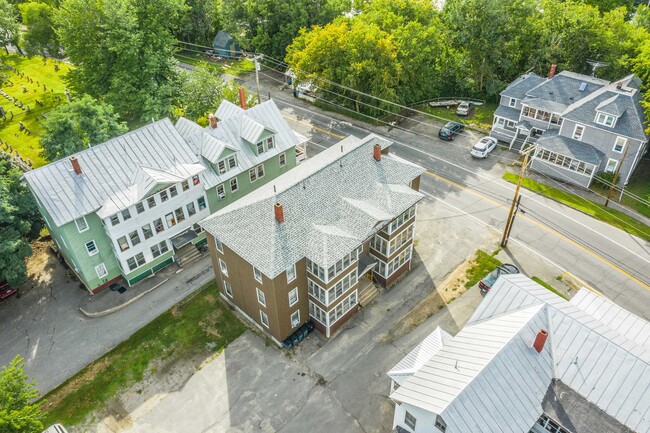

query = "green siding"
[[125, 250, 175, 285]]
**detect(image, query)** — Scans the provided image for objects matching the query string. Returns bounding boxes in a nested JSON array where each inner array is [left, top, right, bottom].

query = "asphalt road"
[[251, 70, 650, 319]]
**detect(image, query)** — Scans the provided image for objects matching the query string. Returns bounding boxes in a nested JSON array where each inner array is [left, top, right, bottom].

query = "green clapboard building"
[[23, 99, 307, 293]]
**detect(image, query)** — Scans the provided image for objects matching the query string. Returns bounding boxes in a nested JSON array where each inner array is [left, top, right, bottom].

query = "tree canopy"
[[55, 0, 185, 121], [0, 356, 44, 433], [18, 1, 60, 57], [0, 155, 43, 287], [40, 95, 127, 161], [0, 0, 20, 55]]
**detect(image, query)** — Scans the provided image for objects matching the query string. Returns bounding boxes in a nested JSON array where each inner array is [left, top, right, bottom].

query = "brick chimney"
[[548, 64, 557, 79], [208, 113, 217, 129], [70, 156, 82, 175], [533, 329, 548, 353], [373, 143, 381, 161], [274, 202, 284, 223], [238, 87, 247, 109], [616, 82, 623, 90]]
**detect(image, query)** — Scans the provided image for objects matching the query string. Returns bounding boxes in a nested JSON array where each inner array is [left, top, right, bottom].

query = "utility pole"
[[501, 146, 535, 248], [604, 142, 630, 207], [253, 55, 262, 105]]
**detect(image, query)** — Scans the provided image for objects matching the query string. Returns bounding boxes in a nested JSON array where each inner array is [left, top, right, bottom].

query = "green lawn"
[[41, 281, 246, 426], [531, 276, 568, 300], [418, 101, 498, 131], [592, 158, 650, 219], [175, 50, 255, 77], [0, 54, 71, 167], [503, 172, 650, 242], [464, 249, 502, 289]]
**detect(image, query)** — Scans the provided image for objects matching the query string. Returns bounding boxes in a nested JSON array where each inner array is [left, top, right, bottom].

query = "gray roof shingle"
[[501, 73, 546, 99], [536, 130, 604, 165], [524, 71, 608, 112], [200, 134, 425, 278]]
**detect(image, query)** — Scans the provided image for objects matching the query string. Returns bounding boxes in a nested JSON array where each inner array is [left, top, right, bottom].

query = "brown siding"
[[411, 175, 421, 192], [375, 259, 411, 287], [329, 304, 359, 336], [269, 258, 309, 342]]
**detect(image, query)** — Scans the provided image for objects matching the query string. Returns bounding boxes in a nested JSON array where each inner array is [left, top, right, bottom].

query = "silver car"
[[470, 136, 498, 158], [456, 101, 474, 116]]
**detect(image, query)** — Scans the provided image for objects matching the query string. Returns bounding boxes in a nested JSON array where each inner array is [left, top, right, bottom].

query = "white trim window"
[[249, 164, 265, 182], [386, 247, 412, 277], [405, 411, 417, 430], [135, 202, 145, 214], [572, 124, 585, 141], [217, 155, 237, 175], [613, 136, 626, 153], [129, 230, 141, 247], [260, 310, 269, 328], [383, 206, 416, 235], [595, 112, 616, 127], [328, 291, 358, 325], [291, 310, 300, 328], [288, 287, 298, 306], [327, 269, 358, 305], [223, 279, 233, 297], [216, 183, 226, 200], [75, 216, 89, 233], [95, 263, 108, 278], [110, 214, 120, 226], [150, 240, 169, 258], [127, 253, 146, 271], [215, 238, 224, 253], [309, 301, 328, 326], [279, 152, 286, 167], [230, 177, 239, 193], [121, 208, 131, 221], [219, 259, 228, 276], [85, 240, 98, 256], [256, 288, 266, 306], [370, 235, 388, 256], [117, 236, 129, 252], [508, 97, 516, 108], [308, 279, 327, 304], [147, 196, 157, 209], [253, 266, 263, 283], [306, 259, 326, 282], [286, 264, 296, 282], [605, 158, 618, 173]]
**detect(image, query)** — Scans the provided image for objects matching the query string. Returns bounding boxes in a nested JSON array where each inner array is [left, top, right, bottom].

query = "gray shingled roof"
[[23, 119, 204, 227], [493, 105, 520, 121], [536, 130, 604, 166], [562, 78, 648, 141], [524, 71, 608, 112], [501, 73, 546, 99], [200, 134, 425, 278]]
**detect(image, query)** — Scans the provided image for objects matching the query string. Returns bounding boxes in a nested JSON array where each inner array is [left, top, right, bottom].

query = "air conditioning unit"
[[218, 192, 226, 200]]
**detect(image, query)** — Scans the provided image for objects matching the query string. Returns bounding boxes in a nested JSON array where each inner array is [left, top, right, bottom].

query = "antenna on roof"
[[586, 59, 609, 77]]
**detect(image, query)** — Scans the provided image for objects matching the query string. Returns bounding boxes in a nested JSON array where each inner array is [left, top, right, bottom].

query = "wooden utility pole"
[[501, 146, 535, 248], [604, 142, 630, 207]]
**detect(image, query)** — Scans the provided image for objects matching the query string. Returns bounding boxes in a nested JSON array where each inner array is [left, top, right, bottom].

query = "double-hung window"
[[181, 180, 189, 191], [135, 202, 145, 214], [405, 411, 416, 430], [110, 214, 120, 226], [165, 212, 176, 227], [75, 216, 88, 233], [254, 267, 263, 283], [613, 136, 626, 153], [160, 190, 169, 202], [169, 186, 178, 198], [85, 240, 98, 256], [129, 230, 141, 246], [260, 311, 269, 328], [595, 112, 616, 127], [249, 164, 264, 182], [175, 207, 185, 223], [154, 218, 165, 233], [230, 177, 239, 193], [291, 310, 300, 328], [572, 124, 585, 141], [256, 288, 266, 306], [186, 202, 196, 217], [147, 196, 157, 209], [288, 288, 298, 306], [197, 196, 206, 210], [217, 184, 226, 200], [142, 223, 153, 240], [117, 236, 129, 252], [257, 141, 264, 154], [286, 264, 296, 282], [279, 153, 286, 167], [219, 259, 228, 276], [95, 263, 108, 278], [121, 209, 131, 221]]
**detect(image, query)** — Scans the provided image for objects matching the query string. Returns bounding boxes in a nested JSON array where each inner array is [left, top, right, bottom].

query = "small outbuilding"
[[212, 31, 241, 59]]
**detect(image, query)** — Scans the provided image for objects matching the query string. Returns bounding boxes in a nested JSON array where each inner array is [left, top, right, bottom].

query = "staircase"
[[510, 137, 526, 153], [358, 281, 380, 307], [176, 243, 202, 267]]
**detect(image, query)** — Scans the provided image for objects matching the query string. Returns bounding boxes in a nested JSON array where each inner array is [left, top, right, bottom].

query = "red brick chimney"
[[274, 202, 284, 223], [533, 329, 548, 353], [70, 156, 82, 175], [238, 87, 247, 109], [373, 143, 381, 161], [548, 64, 557, 79], [208, 113, 217, 129]]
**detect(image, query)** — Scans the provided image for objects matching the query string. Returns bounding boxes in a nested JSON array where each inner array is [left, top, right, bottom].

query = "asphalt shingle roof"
[[493, 105, 520, 121], [536, 130, 604, 166], [501, 73, 546, 100], [525, 71, 608, 112], [200, 134, 425, 278]]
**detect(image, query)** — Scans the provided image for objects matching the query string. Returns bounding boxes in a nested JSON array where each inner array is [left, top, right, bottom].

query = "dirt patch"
[[382, 259, 474, 343], [22, 238, 57, 293]]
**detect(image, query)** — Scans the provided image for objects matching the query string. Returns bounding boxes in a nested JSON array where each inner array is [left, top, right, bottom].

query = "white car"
[[470, 136, 498, 158]]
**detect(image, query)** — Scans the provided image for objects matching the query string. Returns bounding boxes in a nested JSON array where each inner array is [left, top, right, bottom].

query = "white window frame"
[[216, 183, 226, 200], [121, 208, 131, 221], [613, 136, 626, 153], [95, 263, 108, 278], [230, 177, 239, 193], [85, 240, 98, 256], [279, 152, 286, 167], [219, 258, 228, 276], [253, 266, 263, 283], [572, 124, 585, 141], [75, 216, 89, 233], [405, 410, 417, 430], [508, 97, 516, 108], [216, 238, 224, 253], [291, 310, 300, 328], [286, 264, 296, 282], [256, 287, 266, 307], [223, 279, 232, 297], [605, 158, 618, 173], [135, 201, 145, 214], [288, 287, 298, 306], [595, 112, 616, 127], [260, 310, 269, 328]]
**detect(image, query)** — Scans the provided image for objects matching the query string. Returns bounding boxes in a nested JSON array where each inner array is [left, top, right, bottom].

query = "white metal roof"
[[388, 327, 452, 385], [390, 275, 650, 433]]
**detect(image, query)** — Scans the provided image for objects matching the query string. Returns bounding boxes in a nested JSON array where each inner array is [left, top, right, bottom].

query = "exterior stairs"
[[358, 281, 380, 307], [510, 137, 526, 153], [176, 243, 202, 267]]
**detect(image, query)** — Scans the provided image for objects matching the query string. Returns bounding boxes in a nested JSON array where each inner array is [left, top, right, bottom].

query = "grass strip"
[[531, 276, 568, 300], [503, 172, 650, 242], [464, 249, 502, 289], [40, 280, 246, 426]]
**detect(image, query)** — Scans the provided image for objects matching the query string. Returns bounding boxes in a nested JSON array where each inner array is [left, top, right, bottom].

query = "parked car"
[[479, 264, 520, 294], [0, 281, 17, 300], [42, 424, 69, 433], [438, 121, 465, 141], [470, 136, 498, 158], [456, 101, 474, 116]]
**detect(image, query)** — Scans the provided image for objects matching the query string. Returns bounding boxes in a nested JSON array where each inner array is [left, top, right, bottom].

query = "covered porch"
[[358, 254, 381, 306]]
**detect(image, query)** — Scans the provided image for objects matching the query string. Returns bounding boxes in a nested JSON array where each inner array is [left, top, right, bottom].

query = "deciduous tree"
[[18, 1, 60, 57], [0, 356, 44, 433], [0, 0, 20, 55], [40, 95, 127, 161]]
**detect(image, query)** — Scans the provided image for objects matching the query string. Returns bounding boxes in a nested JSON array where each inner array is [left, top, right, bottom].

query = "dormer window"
[[508, 98, 516, 108], [217, 155, 237, 175], [255, 136, 275, 155], [266, 136, 274, 149], [595, 112, 616, 127], [257, 142, 265, 154]]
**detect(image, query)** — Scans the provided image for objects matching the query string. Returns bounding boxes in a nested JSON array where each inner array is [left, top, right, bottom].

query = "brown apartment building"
[[200, 134, 425, 345]]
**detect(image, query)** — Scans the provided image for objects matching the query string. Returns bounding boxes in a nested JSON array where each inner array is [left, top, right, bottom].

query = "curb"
[[79, 277, 170, 318]]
